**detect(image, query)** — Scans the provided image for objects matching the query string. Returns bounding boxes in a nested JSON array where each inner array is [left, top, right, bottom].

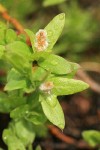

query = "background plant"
[[82, 130, 100, 148]]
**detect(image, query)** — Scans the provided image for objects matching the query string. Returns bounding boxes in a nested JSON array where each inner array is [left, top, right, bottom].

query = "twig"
[[76, 69, 100, 94], [0, 4, 31, 45], [48, 125, 77, 145], [0, 4, 24, 33], [80, 62, 100, 73], [48, 125, 92, 149]]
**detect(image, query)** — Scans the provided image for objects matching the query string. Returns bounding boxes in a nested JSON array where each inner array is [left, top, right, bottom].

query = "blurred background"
[[0, 0, 100, 150]]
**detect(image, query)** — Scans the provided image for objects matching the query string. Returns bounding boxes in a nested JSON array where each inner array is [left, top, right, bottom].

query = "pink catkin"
[[35, 29, 48, 51], [39, 81, 54, 93]]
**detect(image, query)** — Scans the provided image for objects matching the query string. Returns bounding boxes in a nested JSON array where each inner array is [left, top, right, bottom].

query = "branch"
[[48, 125, 93, 149], [0, 4, 24, 33], [80, 62, 100, 73], [76, 69, 100, 94], [0, 4, 31, 45], [48, 125, 76, 145]]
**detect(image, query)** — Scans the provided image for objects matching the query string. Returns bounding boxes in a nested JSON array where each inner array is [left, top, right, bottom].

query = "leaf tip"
[[85, 82, 89, 89], [58, 13, 65, 20], [82, 82, 89, 91], [58, 123, 65, 130]]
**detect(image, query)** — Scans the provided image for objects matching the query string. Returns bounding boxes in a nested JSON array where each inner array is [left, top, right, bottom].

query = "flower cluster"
[[35, 29, 48, 51]]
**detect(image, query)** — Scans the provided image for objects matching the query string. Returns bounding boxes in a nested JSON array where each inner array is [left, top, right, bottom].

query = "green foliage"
[[45, 13, 65, 50], [40, 95, 65, 130], [3, 128, 25, 150], [38, 54, 79, 74], [0, 45, 5, 58], [49, 77, 89, 95], [0, 14, 89, 149], [35, 145, 42, 150], [43, 0, 66, 7], [3, 120, 35, 150], [6, 29, 17, 43], [14, 120, 35, 146], [0, 91, 26, 113], [82, 130, 100, 147]]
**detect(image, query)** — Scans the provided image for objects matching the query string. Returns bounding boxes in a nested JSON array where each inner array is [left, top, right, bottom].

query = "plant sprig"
[[0, 13, 89, 150]]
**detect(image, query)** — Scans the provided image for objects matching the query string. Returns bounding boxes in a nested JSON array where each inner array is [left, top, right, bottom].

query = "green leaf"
[[54, 62, 80, 79], [0, 92, 11, 113], [15, 120, 35, 147], [4, 68, 27, 91], [18, 33, 27, 43], [30, 124, 47, 137], [27, 92, 40, 108], [0, 92, 26, 113], [10, 104, 30, 119], [3, 129, 25, 150], [0, 22, 6, 45], [24, 81, 35, 93], [43, 0, 66, 6], [24, 29, 35, 52], [42, 94, 57, 107], [40, 95, 65, 129], [49, 77, 89, 95], [69, 62, 80, 71], [25, 111, 47, 125], [11, 103, 47, 125], [6, 29, 17, 43], [35, 145, 42, 150], [5, 50, 32, 76], [38, 54, 79, 74], [5, 68, 35, 93], [0, 45, 5, 59], [45, 13, 65, 50], [7, 68, 22, 81], [32, 51, 50, 61], [0, 29, 5, 45], [6, 41, 32, 59], [5, 80, 27, 91], [0, 22, 7, 30], [32, 66, 47, 81], [82, 130, 100, 147]]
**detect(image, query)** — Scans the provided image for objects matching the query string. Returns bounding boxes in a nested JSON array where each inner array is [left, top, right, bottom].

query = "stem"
[[0, 4, 24, 33], [0, 4, 31, 45]]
